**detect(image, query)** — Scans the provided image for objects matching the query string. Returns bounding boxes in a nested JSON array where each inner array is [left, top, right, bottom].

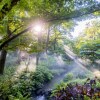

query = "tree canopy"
[[0, 0, 99, 50]]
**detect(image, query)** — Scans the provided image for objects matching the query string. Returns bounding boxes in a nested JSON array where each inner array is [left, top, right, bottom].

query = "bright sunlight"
[[34, 24, 42, 33]]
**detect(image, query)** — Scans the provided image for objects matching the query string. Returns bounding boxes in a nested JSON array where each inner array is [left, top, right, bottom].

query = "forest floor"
[[38, 51, 93, 92], [35, 49, 94, 100]]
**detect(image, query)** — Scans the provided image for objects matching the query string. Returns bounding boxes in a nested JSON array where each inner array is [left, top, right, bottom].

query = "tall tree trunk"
[[36, 52, 39, 65], [17, 49, 21, 64], [54, 38, 56, 50], [0, 50, 7, 74], [46, 29, 50, 53], [36, 32, 41, 66], [0, 25, 10, 74]]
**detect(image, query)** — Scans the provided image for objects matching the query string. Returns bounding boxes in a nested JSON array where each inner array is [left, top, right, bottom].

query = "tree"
[[76, 20, 100, 62], [0, 0, 20, 20], [0, 0, 100, 50], [0, 0, 100, 74]]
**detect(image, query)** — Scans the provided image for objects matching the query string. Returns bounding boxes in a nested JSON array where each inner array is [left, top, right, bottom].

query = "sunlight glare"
[[95, 0, 100, 2], [93, 69, 100, 77], [15, 57, 36, 78], [71, 20, 88, 38], [34, 24, 42, 33]]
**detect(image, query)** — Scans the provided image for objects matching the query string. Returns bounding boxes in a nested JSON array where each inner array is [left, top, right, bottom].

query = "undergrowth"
[[0, 63, 53, 100], [51, 77, 100, 100]]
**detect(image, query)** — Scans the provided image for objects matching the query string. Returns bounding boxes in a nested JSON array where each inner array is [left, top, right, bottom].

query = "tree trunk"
[[46, 29, 50, 53], [54, 38, 56, 50], [0, 50, 7, 74], [36, 32, 41, 66], [36, 52, 39, 65]]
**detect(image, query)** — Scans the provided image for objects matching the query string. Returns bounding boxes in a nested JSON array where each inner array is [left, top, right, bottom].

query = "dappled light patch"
[[93, 69, 100, 77], [15, 58, 36, 76]]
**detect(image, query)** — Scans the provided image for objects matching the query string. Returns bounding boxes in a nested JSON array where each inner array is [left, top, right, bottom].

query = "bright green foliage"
[[31, 66, 53, 90], [78, 20, 100, 61], [8, 92, 30, 100], [80, 41, 100, 61], [66, 19, 100, 62], [0, 0, 100, 52], [0, 63, 53, 100]]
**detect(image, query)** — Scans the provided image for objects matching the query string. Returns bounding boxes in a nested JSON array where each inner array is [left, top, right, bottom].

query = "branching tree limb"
[[0, 0, 20, 20], [0, 26, 31, 50], [0, 3, 100, 50], [48, 3, 100, 22]]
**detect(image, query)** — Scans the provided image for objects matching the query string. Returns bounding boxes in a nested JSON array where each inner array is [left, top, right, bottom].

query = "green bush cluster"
[[0, 65, 53, 100], [52, 77, 100, 100], [31, 66, 53, 91], [63, 73, 74, 82]]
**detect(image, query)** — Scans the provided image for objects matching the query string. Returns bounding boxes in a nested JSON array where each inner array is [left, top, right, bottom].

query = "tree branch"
[[0, 3, 100, 50], [0, 0, 20, 20], [0, 26, 31, 50], [12, 25, 23, 33], [48, 3, 100, 22]]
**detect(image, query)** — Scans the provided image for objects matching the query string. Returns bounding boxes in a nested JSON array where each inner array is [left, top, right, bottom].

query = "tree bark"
[[36, 52, 39, 65], [0, 25, 12, 74], [54, 38, 56, 50], [54, 32, 57, 50], [36, 32, 41, 66], [0, 26, 31, 50], [0, 50, 7, 74], [46, 29, 50, 53], [17, 49, 21, 64]]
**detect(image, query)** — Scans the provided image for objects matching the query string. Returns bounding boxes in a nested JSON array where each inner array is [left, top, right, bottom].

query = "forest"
[[0, 0, 100, 100]]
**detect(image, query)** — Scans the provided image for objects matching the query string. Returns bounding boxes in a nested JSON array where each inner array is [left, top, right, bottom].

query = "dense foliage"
[[52, 77, 100, 100], [64, 19, 100, 62], [0, 64, 53, 100]]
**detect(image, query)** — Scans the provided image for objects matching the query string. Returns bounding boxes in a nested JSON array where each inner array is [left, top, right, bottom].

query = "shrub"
[[63, 73, 73, 82], [51, 77, 100, 100], [76, 74, 87, 79], [31, 66, 53, 90], [0, 64, 53, 100]]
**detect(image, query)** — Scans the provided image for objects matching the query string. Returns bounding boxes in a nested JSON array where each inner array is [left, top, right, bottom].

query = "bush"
[[0, 64, 53, 100], [51, 77, 100, 100], [63, 73, 73, 82], [8, 92, 30, 100], [76, 74, 87, 79], [31, 66, 53, 90]]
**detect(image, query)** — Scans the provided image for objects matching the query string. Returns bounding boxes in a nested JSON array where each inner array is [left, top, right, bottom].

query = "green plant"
[[63, 73, 73, 82], [76, 74, 87, 79], [31, 65, 53, 90], [51, 77, 100, 100], [0, 63, 53, 100], [8, 92, 30, 100]]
